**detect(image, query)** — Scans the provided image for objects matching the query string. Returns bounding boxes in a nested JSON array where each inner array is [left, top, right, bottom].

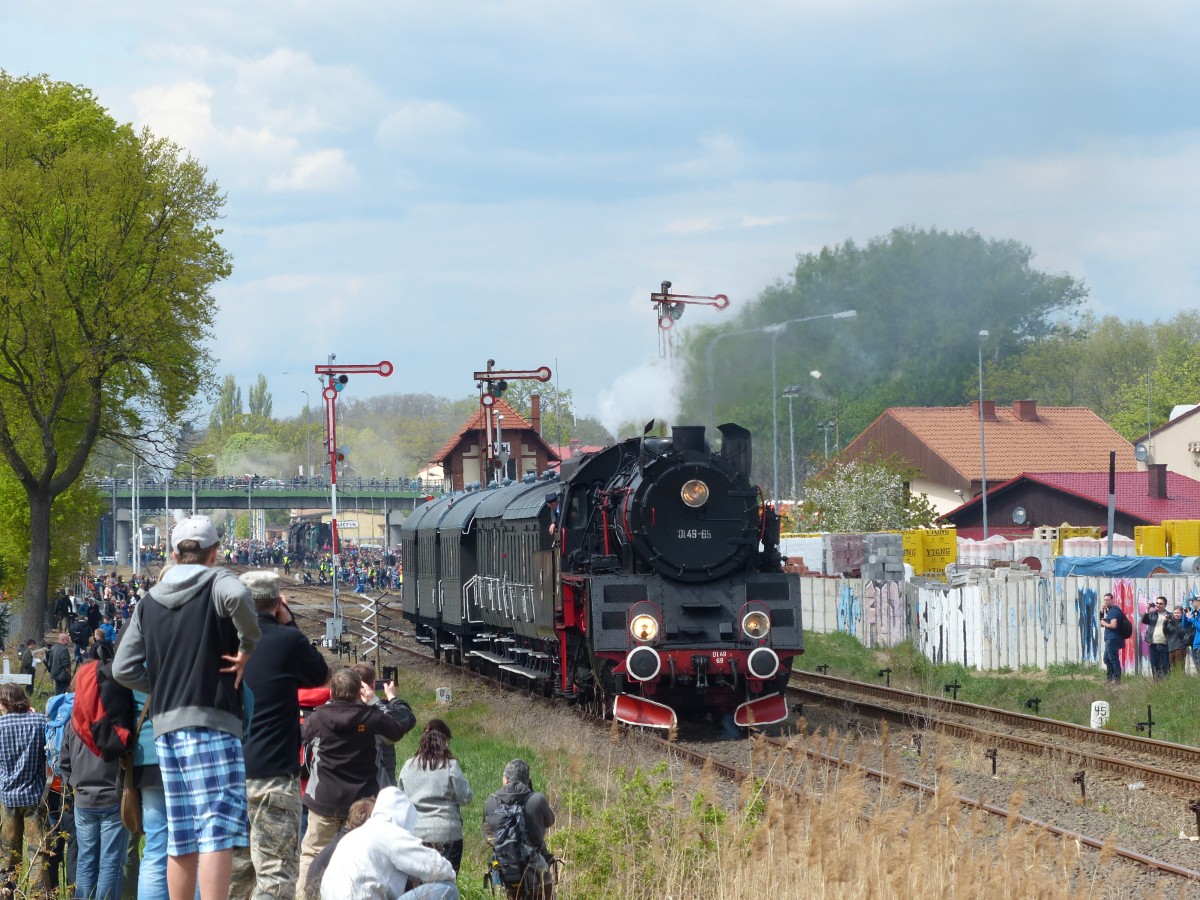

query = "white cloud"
[[266, 149, 357, 192]]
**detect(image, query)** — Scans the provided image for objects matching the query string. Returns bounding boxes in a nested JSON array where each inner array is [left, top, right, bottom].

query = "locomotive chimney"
[[718, 423, 752, 480], [672, 426, 706, 454], [531, 393, 541, 434]]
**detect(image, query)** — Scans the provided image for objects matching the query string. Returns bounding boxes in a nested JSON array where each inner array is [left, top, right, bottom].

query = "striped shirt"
[[0, 709, 48, 808]]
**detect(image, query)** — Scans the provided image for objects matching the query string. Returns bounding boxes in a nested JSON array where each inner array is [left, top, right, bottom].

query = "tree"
[[247, 373, 273, 419], [679, 227, 1087, 476], [502, 381, 614, 448], [0, 73, 230, 640], [794, 457, 939, 533], [209, 374, 243, 433]]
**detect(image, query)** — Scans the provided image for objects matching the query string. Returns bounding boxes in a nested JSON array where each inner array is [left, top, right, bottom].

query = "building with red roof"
[[841, 400, 1138, 514], [429, 396, 560, 491], [940, 465, 1200, 538]]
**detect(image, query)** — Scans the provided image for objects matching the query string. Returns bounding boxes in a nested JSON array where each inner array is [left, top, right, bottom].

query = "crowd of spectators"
[[1, 518, 552, 900]]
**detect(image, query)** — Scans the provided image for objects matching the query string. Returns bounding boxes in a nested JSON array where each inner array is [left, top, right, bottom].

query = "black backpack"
[[485, 797, 539, 890], [1118, 610, 1133, 640]]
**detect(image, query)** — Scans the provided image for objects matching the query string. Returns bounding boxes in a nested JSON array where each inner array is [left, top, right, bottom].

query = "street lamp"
[[978, 330, 989, 540], [301, 389, 313, 480], [190, 454, 215, 516], [817, 421, 835, 459], [782, 385, 803, 501], [766, 310, 858, 503], [705, 312, 851, 437]]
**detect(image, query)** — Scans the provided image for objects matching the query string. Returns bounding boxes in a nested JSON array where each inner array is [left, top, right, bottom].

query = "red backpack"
[[71, 660, 136, 761]]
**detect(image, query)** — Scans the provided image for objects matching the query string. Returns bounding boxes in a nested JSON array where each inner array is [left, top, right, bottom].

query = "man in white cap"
[[230, 569, 329, 900], [113, 515, 261, 900]]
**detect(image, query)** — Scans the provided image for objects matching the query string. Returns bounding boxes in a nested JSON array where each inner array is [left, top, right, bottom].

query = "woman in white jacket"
[[398, 719, 474, 873], [320, 786, 458, 900]]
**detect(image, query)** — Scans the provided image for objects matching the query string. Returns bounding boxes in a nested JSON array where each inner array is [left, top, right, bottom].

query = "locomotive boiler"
[[400, 422, 803, 731]]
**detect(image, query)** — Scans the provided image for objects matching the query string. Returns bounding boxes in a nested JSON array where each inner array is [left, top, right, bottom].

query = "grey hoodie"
[[113, 564, 260, 738]]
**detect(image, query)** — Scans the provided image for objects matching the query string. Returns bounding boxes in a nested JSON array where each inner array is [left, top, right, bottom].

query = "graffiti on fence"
[[837, 582, 862, 635], [863, 580, 905, 646], [1075, 587, 1099, 662]]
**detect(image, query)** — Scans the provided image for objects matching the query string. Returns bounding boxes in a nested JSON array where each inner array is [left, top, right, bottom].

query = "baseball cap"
[[171, 515, 220, 552]]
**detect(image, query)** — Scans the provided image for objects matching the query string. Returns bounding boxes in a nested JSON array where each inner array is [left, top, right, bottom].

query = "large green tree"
[[680, 227, 1088, 487], [0, 73, 230, 640]]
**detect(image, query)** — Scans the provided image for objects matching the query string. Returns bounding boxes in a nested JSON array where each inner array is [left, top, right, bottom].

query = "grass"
[[799, 632, 1200, 746]]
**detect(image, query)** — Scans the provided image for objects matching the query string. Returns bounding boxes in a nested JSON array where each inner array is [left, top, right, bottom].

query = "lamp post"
[[765, 310, 858, 503], [818, 421, 835, 459], [704, 310, 857, 439], [783, 385, 803, 501], [301, 389, 312, 480], [978, 330, 989, 540], [190, 454, 215, 516]]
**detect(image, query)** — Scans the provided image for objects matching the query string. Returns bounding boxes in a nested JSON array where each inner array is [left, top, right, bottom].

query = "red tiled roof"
[[1021, 471, 1200, 523], [430, 399, 560, 465], [850, 404, 1138, 482], [948, 470, 1200, 525]]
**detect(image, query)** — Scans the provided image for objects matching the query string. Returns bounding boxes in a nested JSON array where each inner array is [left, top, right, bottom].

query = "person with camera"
[[1141, 595, 1176, 680], [1099, 593, 1128, 683], [297, 668, 415, 892]]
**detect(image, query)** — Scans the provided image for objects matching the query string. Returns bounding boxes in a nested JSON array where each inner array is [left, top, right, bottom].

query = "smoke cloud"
[[597, 358, 684, 437]]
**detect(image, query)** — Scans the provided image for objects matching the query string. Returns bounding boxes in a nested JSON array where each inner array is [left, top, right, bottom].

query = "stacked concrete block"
[[861, 533, 906, 582], [824, 533, 866, 576]]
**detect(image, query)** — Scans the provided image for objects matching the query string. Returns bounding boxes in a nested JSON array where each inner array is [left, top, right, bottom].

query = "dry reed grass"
[[516, 717, 1151, 899]]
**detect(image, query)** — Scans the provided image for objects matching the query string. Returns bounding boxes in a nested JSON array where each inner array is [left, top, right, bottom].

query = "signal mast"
[[651, 279, 730, 361], [473, 360, 552, 484], [313, 355, 393, 649]]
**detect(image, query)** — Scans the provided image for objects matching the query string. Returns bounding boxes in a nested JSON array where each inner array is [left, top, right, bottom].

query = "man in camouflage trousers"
[[229, 571, 329, 900]]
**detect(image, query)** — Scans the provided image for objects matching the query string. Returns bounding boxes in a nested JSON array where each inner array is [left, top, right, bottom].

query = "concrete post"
[[116, 508, 133, 568]]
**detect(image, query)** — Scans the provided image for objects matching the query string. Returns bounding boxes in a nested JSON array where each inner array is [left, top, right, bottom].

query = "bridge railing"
[[86, 475, 448, 494]]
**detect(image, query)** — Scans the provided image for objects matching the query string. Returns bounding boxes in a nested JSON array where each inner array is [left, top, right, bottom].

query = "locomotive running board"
[[613, 694, 678, 730], [734, 693, 789, 728]]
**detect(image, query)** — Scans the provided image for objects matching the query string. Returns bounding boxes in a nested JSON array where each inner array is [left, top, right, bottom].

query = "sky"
[[4, 1, 1199, 434]]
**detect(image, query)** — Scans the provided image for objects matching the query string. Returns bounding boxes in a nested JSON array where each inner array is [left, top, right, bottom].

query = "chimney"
[[1013, 399, 1038, 421], [1148, 463, 1168, 499], [531, 394, 541, 434], [970, 400, 999, 421]]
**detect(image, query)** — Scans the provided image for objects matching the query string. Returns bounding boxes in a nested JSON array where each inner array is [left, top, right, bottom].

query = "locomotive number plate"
[[676, 529, 713, 539]]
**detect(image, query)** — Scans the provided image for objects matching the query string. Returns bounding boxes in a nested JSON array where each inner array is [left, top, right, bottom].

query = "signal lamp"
[[630, 614, 659, 642], [680, 479, 709, 508], [741, 611, 771, 640], [333, 374, 348, 391]]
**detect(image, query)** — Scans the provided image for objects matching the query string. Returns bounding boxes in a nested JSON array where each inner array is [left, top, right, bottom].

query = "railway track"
[[789, 670, 1200, 794], [285, 587, 1200, 888]]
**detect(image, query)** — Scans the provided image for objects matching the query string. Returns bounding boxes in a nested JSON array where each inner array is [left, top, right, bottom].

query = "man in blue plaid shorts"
[[114, 515, 261, 900]]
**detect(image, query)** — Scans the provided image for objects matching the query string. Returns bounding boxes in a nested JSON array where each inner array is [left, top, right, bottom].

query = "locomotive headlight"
[[742, 611, 771, 640], [630, 614, 659, 642], [680, 479, 709, 508]]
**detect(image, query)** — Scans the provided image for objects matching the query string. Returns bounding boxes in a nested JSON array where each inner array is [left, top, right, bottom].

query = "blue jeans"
[[1149, 643, 1170, 679], [74, 804, 128, 900], [1102, 639, 1122, 681], [400, 884, 459, 900], [139, 787, 169, 900]]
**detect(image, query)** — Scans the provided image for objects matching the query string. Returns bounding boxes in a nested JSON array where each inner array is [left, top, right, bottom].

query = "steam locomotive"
[[400, 423, 803, 730]]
